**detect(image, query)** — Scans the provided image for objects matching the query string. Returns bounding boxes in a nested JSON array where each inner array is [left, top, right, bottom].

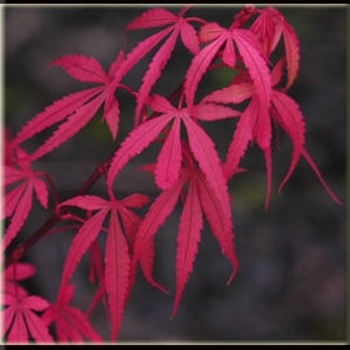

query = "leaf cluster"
[[2, 5, 342, 343]]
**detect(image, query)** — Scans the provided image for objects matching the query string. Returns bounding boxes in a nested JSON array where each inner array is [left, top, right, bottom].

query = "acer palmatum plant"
[[2, 5, 343, 343]]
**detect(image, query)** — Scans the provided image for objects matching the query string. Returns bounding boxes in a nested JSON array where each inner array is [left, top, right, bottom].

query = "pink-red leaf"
[[4, 182, 33, 249], [222, 39, 236, 67], [271, 58, 285, 87], [271, 90, 305, 191], [30, 93, 105, 161], [103, 89, 120, 140], [282, 21, 300, 90], [198, 22, 224, 43], [117, 205, 149, 297], [108, 50, 126, 79], [146, 93, 176, 114], [133, 173, 188, 293], [105, 210, 130, 341], [118, 208, 142, 244], [119, 193, 149, 209], [126, 8, 177, 30], [85, 280, 107, 318], [3, 294, 53, 343], [3, 165, 27, 186], [255, 107, 272, 151], [195, 171, 238, 283], [60, 209, 109, 288], [185, 33, 228, 107], [88, 241, 104, 284], [240, 86, 272, 209], [250, 7, 283, 56], [5, 263, 36, 283], [6, 310, 27, 342], [250, 7, 299, 90], [22, 309, 53, 342], [49, 55, 108, 84], [60, 194, 110, 211], [42, 284, 102, 342], [13, 87, 102, 146], [58, 306, 102, 342], [3, 181, 26, 219], [22, 295, 50, 311], [270, 90, 341, 205], [181, 112, 228, 213], [172, 175, 203, 318], [180, 21, 200, 55], [111, 26, 174, 88], [202, 82, 254, 105], [3, 306, 16, 337], [107, 113, 174, 191], [4, 263, 36, 298], [155, 116, 182, 190], [192, 102, 241, 121], [135, 29, 179, 119], [33, 177, 49, 209], [301, 149, 343, 205], [224, 96, 259, 179], [231, 29, 272, 113]]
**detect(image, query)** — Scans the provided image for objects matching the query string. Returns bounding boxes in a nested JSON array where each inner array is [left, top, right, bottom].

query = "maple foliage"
[[2, 263, 53, 343], [3, 263, 36, 298], [2, 5, 343, 344], [203, 57, 342, 208], [41, 284, 102, 343], [3, 136, 50, 250], [125, 6, 204, 123], [129, 152, 238, 319], [3, 294, 53, 343], [11, 53, 125, 161], [56, 192, 149, 341]]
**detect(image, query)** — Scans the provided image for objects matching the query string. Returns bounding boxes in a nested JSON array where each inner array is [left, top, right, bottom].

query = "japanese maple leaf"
[[2, 293, 53, 343], [107, 93, 239, 217], [84, 241, 110, 319], [2, 145, 49, 250], [203, 61, 342, 208], [11, 52, 125, 161], [87, 194, 157, 318], [269, 68, 342, 205], [41, 284, 102, 343], [122, 6, 203, 123], [250, 6, 300, 90], [184, 14, 272, 119], [130, 152, 238, 318], [3, 263, 36, 298], [57, 192, 149, 341]]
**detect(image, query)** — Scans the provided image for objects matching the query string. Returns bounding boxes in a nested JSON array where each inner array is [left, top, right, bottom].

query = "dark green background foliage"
[[4, 5, 346, 342]]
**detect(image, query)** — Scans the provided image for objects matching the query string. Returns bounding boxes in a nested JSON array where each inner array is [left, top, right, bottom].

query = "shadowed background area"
[[4, 5, 347, 343]]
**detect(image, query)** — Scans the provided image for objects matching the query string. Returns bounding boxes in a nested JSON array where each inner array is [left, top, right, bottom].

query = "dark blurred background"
[[4, 5, 347, 343]]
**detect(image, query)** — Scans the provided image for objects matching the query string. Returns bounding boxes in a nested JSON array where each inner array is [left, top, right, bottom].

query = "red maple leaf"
[[2, 144, 49, 250], [184, 12, 272, 117], [41, 284, 102, 342], [11, 52, 125, 161], [57, 192, 149, 341], [122, 6, 204, 124], [2, 260, 53, 343], [3, 263, 36, 298], [203, 60, 342, 208], [2, 293, 53, 343], [250, 6, 300, 90], [107, 93, 239, 217], [130, 149, 238, 318]]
